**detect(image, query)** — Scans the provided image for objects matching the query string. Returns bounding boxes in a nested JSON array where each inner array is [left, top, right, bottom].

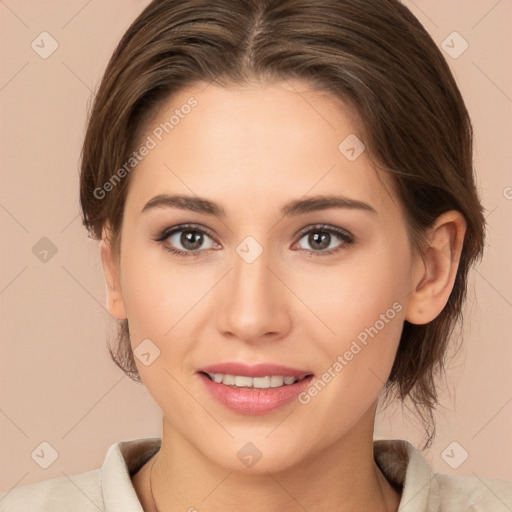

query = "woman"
[[2, 0, 511, 510]]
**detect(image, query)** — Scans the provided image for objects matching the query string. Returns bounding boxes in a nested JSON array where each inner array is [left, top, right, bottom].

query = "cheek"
[[119, 250, 206, 412], [119, 245, 201, 336], [293, 263, 407, 444], [303, 237, 411, 389], [119, 248, 218, 384], [308, 240, 409, 336]]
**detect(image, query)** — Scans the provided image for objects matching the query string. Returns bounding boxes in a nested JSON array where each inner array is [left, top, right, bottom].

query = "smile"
[[202, 372, 311, 389]]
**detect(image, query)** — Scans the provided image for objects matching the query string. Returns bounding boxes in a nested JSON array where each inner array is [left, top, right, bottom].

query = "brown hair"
[[79, 0, 485, 449]]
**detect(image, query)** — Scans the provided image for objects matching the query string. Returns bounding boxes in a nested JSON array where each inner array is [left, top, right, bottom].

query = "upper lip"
[[198, 362, 314, 379]]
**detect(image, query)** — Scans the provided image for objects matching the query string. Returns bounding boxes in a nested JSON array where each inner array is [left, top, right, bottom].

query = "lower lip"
[[198, 373, 314, 415]]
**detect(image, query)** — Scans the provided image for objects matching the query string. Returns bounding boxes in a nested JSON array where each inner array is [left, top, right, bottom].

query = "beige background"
[[1, 0, 511, 493]]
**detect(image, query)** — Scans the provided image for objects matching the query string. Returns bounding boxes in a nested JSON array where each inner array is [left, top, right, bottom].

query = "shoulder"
[[0, 437, 160, 512], [374, 438, 512, 511], [0, 469, 102, 512], [433, 472, 512, 511]]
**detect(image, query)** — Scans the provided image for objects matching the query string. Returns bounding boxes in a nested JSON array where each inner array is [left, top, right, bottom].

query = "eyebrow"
[[140, 193, 376, 217]]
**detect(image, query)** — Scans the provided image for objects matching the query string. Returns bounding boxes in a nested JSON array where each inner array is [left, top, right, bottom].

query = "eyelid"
[[294, 223, 354, 242], [155, 223, 218, 243]]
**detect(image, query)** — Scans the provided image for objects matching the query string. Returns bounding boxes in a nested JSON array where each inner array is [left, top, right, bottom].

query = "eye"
[[154, 223, 354, 259], [293, 224, 354, 257], [154, 224, 220, 258]]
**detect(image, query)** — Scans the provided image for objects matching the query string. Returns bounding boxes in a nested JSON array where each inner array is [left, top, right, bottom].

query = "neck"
[[136, 403, 401, 512]]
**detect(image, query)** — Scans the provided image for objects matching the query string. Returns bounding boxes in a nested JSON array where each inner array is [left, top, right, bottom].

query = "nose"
[[215, 247, 292, 343]]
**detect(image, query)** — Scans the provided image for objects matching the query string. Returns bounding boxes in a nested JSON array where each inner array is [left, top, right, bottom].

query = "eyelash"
[[153, 223, 355, 259]]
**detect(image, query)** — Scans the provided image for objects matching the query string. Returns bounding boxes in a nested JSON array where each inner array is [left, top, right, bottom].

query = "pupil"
[[182, 231, 203, 250], [310, 232, 330, 250]]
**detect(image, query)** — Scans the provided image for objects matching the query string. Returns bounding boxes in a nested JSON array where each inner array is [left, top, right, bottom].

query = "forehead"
[[125, 79, 398, 217]]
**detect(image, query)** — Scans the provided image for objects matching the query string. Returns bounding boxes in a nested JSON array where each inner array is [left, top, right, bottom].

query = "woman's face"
[[104, 79, 423, 472]]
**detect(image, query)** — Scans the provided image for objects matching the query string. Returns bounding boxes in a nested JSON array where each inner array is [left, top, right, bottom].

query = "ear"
[[405, 210, 467, 325], [100, 225, 127, 320]]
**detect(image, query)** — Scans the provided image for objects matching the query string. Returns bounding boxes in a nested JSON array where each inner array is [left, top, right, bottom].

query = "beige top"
[[1, 437, 511, 511]]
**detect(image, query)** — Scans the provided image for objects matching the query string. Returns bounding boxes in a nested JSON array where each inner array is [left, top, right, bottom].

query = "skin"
[[100, 79, 466, 512]]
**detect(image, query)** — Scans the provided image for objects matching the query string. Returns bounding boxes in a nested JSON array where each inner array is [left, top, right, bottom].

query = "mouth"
[[196, 362, 315, 415], [197, 361, 314, 386], [199, 371, 313, 389]]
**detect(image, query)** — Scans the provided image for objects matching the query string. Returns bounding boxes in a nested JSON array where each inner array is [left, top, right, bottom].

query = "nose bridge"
[[216, 241, 291, 341]]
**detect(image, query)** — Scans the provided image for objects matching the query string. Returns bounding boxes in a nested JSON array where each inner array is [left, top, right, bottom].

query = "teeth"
[[206, 373, 303, 389]]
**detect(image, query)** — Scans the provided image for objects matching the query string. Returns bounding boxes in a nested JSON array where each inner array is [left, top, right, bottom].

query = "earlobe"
[[405, 211, 466, 325], [100, 230, 127, 321]]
